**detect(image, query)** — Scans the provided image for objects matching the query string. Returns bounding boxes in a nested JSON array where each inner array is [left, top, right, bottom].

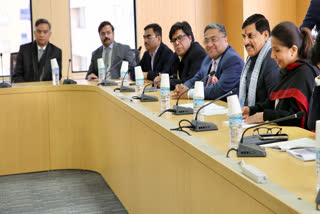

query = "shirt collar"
[[37, 44, 47, 51], [104, 42, 114, 50], [149, 44, 160, 57]]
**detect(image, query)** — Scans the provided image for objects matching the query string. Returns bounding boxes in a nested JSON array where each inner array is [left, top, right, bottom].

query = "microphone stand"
[[229, 111, 305, 157], [0, 53, 12, 88], [190, 89, 236, 132], [113, 70, 135, 92], [159, 70, 216, 116], [139, 80, 160, 102], [63, 59, 77, 84], [98, 60, 124, 86]]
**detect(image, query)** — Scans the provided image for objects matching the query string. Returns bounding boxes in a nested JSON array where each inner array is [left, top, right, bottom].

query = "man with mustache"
[[239, 14, 279, 107], [130, 23, 173, 82], [86, 21, 134, 80], [172, 23, 244, 100]]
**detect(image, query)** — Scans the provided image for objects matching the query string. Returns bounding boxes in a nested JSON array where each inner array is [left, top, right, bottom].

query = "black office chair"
[[10, 52, 18, 83], [129, 47, 141, 67]]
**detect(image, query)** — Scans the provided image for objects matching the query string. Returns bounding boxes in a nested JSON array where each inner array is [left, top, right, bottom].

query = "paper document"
[[261, 138, 317, 151], [286, 148, 316, 161], [179, 102, 228, 115]]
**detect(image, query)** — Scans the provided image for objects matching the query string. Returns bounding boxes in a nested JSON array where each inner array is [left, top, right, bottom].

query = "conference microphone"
[[0, 53, 12, 88], [190, 88, 236, 132], [113, 67, 135, 92], [63, 59, 77, 84], [139, 80, 160, 102], [159, 70, 216, 117], [98, 59, 124, 86], [236, 111, 305, 157]]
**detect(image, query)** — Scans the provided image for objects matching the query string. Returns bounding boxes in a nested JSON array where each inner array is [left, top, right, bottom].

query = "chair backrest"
[[129, 48, 141, 67], [10, 52, 18, 82]]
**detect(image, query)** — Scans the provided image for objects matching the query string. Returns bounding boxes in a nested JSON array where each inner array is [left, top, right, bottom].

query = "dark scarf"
[[269, 59, 318, 128]]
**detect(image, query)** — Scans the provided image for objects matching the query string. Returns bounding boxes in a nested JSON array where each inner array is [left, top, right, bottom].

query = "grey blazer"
[[86, 42, 134, 79]]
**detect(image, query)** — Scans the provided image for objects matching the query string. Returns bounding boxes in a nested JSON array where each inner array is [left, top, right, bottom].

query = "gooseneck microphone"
[[191, 88, 236, 132], [0, 53, 12, 88], [139, 80, 160, 102], [113, 69, 135, 92], [98, 59, 124, 86], [230, 111, 305, 157], [63, 59, 77, 84], [158, 70, 216, 117]]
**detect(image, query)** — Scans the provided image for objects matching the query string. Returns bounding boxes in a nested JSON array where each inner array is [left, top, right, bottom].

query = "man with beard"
[[238, 14, 279, 107], [172, 23, 244, 100], [130, 23, 173, 82], [86, 21, 134, 80]]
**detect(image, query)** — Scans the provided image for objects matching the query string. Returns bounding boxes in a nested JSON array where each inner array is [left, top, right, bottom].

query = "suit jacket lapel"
[[39, 44, 51, 81], [152, 43, 162, 70]]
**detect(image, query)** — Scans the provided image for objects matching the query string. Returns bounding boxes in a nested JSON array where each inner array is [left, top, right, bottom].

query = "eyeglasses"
[[143, 34, 156, 40], [170, 34, 188, 44], [252, 127, 282, 136], [203, 36, 224, 45]]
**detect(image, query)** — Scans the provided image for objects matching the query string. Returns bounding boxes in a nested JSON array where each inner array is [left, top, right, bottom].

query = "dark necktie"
[[206, 59, 215, 87]]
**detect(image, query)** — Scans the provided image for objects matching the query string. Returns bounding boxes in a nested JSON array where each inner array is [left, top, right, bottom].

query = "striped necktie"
[[206, 59, 215, 87]]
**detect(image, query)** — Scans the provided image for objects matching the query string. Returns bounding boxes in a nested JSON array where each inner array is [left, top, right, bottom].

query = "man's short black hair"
[[242, 14, 270, 35], [144, 23, 162, 37], [169, 21, 194, 42], [98, 21, 114, 33], [35, 18, 51, 30]]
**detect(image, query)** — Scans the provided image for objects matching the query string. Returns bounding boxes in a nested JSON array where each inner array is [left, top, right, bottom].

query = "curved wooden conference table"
[[0, 80, 317, 213]]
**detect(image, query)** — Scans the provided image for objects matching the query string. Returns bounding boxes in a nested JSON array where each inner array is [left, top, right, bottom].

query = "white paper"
[[179, 102, 228, 115], [261, 138, 317, 151], [286, 148, 316, 161]]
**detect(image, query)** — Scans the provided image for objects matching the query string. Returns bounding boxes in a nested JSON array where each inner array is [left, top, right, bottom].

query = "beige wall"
[[31, 0, 311, 77]]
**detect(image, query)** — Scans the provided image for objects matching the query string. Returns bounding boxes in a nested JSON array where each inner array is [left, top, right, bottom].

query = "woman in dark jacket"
[[242, 21, 319, 129]]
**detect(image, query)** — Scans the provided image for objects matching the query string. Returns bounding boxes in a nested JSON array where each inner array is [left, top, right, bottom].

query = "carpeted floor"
[[0, 170, 128, 214]]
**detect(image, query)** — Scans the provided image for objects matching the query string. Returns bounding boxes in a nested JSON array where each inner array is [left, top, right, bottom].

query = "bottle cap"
[[97, 58, 105, 69], [134, 66, 143, 80], [50, 58, 59, 69], [121, 61, 129, 72], [193, 81, 204, 98], [160, 73, 170, 88], [227, 95, 242, 115]]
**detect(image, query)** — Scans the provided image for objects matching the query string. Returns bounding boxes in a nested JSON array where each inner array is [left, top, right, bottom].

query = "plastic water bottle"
[[227, 95, 243, 149], [135, 66, 144, 96], [50, 58, 59, 85], [120, 61, 129, 86], [160, 73, 170, 112], [193, 81, 204, 121], [316, 120, 320, 192], [229, 113, 242, 149], [97, 58, 106, 83]]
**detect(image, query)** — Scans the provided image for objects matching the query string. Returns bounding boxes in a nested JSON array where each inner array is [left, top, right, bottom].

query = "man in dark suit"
[[300, 0, 320, 33], [130, 23, 173, 82], [239, 14, 279, 107], [12, 18, 62, 83], [86, 21, 134, 80], [154, 21, 206, 89], [172, 23, 244, 100]]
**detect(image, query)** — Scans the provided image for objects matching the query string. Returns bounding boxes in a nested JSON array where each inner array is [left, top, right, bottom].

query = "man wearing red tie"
[[172, 23, 244, 100]]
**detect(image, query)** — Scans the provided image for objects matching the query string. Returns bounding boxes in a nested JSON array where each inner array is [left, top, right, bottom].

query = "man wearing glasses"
[[130, 23, 173, 82], [12, 18, 62, 82], [154, 21, 206, 89], [86, 21, 134, 80], [172, 23, 244, 100]]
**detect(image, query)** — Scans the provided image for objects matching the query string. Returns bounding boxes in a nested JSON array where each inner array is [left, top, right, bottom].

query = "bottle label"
[[229, 115, 242, 127], [193, 98, 204, 108], [121, 71, 126, 78], [136, 78, 144, 86], [160, 88, 170, 96]]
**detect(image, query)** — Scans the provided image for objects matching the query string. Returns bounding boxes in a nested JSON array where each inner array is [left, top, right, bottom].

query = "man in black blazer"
[[86, 21, 134, 80], [155, 21, 206, 90], [130, 23, 173, 82], [300, 0, 320, 33], [12, 18, 62, 83]]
